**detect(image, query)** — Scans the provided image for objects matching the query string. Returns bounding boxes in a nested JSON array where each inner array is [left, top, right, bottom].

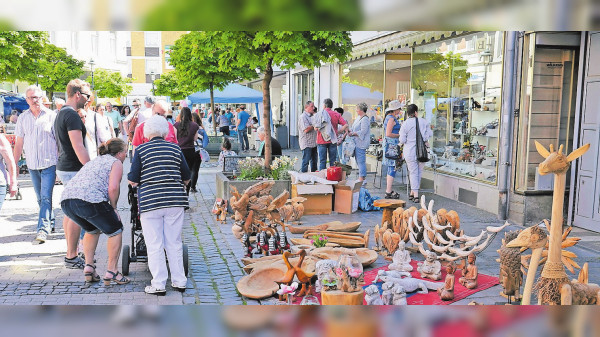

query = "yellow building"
[[126, 31, 186, 101]]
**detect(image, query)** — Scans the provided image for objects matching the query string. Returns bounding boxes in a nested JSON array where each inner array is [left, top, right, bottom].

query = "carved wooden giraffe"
[[531, 141, 589, 304]]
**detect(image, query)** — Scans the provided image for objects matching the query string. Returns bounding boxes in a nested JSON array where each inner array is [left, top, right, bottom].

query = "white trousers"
[[406, 160, 426, 193], [140, 207, 187, 289]]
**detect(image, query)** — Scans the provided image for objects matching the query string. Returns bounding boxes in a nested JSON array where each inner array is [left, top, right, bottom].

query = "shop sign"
[[546, 62, 563, 68]]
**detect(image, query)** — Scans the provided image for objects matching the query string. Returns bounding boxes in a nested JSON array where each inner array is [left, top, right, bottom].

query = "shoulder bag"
[[414, 117, 429, 162]]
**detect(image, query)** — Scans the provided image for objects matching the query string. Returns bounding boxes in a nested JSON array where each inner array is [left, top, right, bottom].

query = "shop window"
[[515, 34, 577, 191], [411, 31, 504, 184]]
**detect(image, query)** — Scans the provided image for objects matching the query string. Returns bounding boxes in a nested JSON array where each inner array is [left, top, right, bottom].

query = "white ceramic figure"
[[388, 241, 413, 272], [373, 270, 411, 284], [315, 259, 338, 292], [381, 282, 395, 305], [364, 285, 384, 305], [417, 251, 442, 281], [392, 285, 408, 305]]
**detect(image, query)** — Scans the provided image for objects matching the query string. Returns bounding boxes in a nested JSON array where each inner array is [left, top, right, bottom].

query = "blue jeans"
[[238, 128, 249, 151], [0, 185, 6, 212], [355, 147, 367, 178], [337, 144, 345, 165], [301, 147, 318, 172], [29, 166, 56, 234], [317, 143, 337, 171]]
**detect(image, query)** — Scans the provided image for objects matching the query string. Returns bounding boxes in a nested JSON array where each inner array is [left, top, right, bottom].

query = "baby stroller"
[[121, 185, 189, 276]]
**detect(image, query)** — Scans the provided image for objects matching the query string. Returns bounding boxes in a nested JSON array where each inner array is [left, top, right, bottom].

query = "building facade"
[[282, 31, 599, 232]]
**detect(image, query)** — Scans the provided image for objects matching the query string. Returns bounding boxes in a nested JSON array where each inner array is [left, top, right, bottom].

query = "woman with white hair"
[[127, 115, 191, 295], [257, 125, 282, 157], [348, 102, 371, 184]]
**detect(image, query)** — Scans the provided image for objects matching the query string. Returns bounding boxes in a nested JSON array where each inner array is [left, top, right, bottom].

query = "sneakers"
[[145, 286, 166, 296], [64, 256, 85, 269], [34, 231, 47, 244], [172, 284, 186, 293]]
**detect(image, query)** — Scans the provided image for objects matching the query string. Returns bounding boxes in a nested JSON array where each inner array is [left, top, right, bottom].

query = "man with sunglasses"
[[54, 79, 92, 269], [13, 85, 58, 243]]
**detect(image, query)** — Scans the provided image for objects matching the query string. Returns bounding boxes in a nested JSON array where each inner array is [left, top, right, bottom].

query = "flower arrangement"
[[237, 157, 267, 181], [270, 156, 297, 180], [277, 282, 298, 304], [336, 254, 364, 293], [311, 234, 328, 248]]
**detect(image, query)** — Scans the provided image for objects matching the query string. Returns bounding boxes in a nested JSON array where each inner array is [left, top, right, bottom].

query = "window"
[[411, 32, 504, 184], [164, 45, 174, 69], [515, 34, 577, 191], [144, 32, 160, 47]]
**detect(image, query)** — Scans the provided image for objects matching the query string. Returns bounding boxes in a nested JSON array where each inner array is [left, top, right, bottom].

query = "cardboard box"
[[292, 183, 333, 215], [333, 180, 362, 214]]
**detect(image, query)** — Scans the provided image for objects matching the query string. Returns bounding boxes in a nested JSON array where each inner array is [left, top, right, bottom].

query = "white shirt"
[[85, 111, 114, 160], [399, 117, 432, 161]]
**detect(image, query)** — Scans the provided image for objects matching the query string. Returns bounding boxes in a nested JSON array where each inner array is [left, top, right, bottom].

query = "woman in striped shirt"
[[127, 115, 191, 296]]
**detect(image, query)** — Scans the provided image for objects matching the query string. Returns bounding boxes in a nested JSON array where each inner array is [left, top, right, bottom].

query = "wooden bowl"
[[236, 267, 286, 299], [309, 247, 379, 267]]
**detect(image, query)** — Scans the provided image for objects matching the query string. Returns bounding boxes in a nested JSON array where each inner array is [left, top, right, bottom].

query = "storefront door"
[[573, 32, 600, 232]]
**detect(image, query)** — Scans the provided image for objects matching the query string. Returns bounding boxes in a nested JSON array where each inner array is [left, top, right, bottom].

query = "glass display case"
[[411, 32, 504, 183]]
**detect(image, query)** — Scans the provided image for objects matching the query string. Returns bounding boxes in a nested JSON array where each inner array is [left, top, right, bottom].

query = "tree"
[[209, 31, 353, 168], [141, 0, 361, 31], [168, 31, 259, 133], [37, 44, 85, 100], [0, 31, 47, 82], [153, 71, 190, 101], [86, 69, 133, 99], [411, 52, 470, 97]]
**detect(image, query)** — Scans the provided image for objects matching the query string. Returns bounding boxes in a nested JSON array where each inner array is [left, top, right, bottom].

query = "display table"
[[373, 199, 406, 226], [321, 289, 364, 305]]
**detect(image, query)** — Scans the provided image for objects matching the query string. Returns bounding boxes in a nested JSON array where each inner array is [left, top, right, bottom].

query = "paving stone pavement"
[[2, 148, 600, 305]]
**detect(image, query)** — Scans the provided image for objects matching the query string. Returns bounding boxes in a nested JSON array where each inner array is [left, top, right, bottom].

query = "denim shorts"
[[56, 170, 78, 185], [61, 199, 123, 237], [387, 165, 396, 177]]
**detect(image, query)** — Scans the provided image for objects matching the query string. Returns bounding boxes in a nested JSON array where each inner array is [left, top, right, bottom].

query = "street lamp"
[[150, 70, 156, 95], [89, 59, 95, 89]]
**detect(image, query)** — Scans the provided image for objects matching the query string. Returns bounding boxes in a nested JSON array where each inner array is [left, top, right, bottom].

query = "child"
[[218, 138, 237, 171]]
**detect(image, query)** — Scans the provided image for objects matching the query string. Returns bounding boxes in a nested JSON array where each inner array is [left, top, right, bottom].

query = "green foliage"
[[37, 44, 85, 97], [0, 31, 47, 82], [206, 31, 353, 167], [237, 157, 267, 181], [411, 52, 471, 97], [169, 31, 259, 93], [142, 0, 362, 30], [153, 71, 191, 100], [311, 234, 328, 248], [87, 68, 133, 98]]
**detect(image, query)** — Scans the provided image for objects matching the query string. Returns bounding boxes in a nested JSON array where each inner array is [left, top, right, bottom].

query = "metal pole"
[[498, 31, 518, 220]]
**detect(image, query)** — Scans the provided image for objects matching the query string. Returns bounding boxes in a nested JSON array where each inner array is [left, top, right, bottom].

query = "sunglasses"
[[79, 92, 91, 100]]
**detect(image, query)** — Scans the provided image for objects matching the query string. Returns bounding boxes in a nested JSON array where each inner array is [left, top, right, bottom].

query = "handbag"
[[384, 141, 401, 160], [414, 117, 430, 162]]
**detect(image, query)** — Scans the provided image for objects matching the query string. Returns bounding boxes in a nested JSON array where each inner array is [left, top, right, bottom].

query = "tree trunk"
[[210, 82, 217, 134], [262, 59, 274, 169]]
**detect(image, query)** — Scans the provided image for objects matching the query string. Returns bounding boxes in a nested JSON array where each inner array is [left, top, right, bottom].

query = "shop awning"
[[349, 31, 467, 61]]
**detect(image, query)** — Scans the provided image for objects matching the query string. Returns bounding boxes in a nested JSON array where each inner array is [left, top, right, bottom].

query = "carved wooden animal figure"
[[531, 141, 589, 304], [364, 285, 384, 305], [497, 230, 523, 303], [437, 263, 456, 301], [279, 250, 313, 299]]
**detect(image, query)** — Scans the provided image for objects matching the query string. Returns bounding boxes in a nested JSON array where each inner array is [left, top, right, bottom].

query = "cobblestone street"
[[1, 150, 600, 305]]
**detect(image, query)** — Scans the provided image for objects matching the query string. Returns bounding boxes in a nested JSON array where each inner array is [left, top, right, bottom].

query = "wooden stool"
[[321, 289, 364, 305], [373, 199, 406, 227]]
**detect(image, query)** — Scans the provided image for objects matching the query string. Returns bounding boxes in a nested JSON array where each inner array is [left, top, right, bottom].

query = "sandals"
[[408, 195, 420, 203], [385, 191, 400, 199], [84, 264, 100, 283], [103, 270, 130, 286]]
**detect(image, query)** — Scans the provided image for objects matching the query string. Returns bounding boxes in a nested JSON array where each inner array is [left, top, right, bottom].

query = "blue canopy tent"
[[186, 83, 272, 130], [1, 95, 29, 120]]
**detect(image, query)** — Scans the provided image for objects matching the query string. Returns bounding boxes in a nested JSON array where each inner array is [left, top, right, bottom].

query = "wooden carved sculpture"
[[278, 250, 314, 299], [458, 253, 478, 289], [230, 181, 275, 240], [437, 262, 456, 301], [508, 142, 591, 305], [497, 230, 523, 303], [388, 241, 413, 272], [533, 141, 589, 305], [278, 197, 307, 223]]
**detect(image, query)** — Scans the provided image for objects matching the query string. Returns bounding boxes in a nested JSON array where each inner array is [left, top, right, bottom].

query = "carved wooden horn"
[[534, 141, 550, 159], [566, 143, 590, 163]]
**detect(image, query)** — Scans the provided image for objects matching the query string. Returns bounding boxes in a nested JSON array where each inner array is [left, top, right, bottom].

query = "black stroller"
[[121, 185, 189, 276]]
